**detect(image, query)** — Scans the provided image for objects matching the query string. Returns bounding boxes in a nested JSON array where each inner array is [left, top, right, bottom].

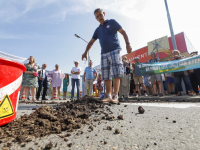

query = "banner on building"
[[134, 55, 200, 76]]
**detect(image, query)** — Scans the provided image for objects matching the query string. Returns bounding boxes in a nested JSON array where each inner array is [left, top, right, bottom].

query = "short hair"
[[150, 52, 156, 55], [172, 50, 180, 55], [94, 8, 103, 14], [190, 51, 198, 55], [55, 64, 59, 67]]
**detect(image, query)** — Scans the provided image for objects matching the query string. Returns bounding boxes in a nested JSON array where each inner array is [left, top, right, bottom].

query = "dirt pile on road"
[[0, 96, 106, 144]]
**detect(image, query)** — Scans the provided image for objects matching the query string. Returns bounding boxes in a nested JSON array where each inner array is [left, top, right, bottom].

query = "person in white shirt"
[[71, 61, 81, 100]]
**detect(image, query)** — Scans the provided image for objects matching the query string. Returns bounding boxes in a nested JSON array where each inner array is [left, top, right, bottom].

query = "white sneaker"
[[144, 93, 148, 97], [111, 95, 119, 104], [136, 94, 139, 98]]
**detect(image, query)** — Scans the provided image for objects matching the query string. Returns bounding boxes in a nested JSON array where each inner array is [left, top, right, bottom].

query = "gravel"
[[0, 101, 200, 150]]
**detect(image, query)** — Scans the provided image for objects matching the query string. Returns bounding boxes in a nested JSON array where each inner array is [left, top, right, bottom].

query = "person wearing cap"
[[81, 8, 132, 103], [71, 61, 81, 100], [119, 56, 132, 101], [48, 64, 64, 100], [83, 60, 97, 96], [189, 51, 200, 95], [148, 52, 163, 96], [132, 57, 148, 97]]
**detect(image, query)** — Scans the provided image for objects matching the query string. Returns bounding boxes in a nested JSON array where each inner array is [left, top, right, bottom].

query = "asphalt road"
[[1, 102, 200, 150]]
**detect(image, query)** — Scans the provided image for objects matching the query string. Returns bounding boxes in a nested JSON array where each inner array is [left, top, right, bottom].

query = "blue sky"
[[1, 0, 200, 74]]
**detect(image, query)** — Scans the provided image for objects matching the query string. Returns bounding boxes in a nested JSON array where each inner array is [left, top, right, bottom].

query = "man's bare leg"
[[113, 78, 120, 95], [100, 80, 112, 103], [105, 80, 112, 96], [110, 78, 120, 103]]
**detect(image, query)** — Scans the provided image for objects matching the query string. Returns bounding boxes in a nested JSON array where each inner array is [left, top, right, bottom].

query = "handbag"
[[33, 64, 38, 77]]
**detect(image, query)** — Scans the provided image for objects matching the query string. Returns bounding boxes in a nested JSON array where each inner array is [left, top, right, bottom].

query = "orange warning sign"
[[0, 94, 14, 119]]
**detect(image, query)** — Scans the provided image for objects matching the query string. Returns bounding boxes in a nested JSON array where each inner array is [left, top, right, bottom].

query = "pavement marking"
[[123, 103, 199, 109]]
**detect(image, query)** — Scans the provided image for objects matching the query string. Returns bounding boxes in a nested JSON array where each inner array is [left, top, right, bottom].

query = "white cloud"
[[0, 0, 57, 22]]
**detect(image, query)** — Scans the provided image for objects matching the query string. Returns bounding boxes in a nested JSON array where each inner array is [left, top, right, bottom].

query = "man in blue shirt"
[[82, 8, 132, 103], [84, 60, 97, 96]]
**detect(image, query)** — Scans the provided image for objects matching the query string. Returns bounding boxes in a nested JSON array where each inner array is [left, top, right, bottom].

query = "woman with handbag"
[[22, 56, 41, 102]]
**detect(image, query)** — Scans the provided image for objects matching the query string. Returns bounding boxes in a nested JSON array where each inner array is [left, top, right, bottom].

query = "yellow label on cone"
[[0, 94, 14, 119]]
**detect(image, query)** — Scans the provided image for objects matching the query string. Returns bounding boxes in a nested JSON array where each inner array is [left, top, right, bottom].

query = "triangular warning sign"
[[0, 94, 14, 119]]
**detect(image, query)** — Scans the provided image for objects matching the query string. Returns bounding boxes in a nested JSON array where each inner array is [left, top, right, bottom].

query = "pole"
[[155, 39, 160, 61], [164, 0, 177, 50], [74, 34, 90, 64], [154, 39, 164, 95]]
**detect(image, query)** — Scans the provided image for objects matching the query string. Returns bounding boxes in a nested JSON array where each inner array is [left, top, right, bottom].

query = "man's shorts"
[[165, 77, 176, 84], [101, 50, 124, 80], [133, 76, 144, 84], [150, 74, 162, 82]]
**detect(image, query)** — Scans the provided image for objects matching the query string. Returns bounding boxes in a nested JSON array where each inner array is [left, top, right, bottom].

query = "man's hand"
[[82, 52, 87, 61], [82, 39, 96, 60], [188, 69, 194, 73], [126, 44, 132, 54], [118, 28, 132, 54], [133, 74, 136, 77]]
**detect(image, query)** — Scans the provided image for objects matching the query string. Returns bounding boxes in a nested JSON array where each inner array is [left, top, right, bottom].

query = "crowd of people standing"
[[19, 56, 101, 101], [19, 8, 200, 103]]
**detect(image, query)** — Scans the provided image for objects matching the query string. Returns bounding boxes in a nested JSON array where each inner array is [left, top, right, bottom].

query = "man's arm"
[[118, 28, 132, 54], [122, 59, 129, 65], [73, 71, 81, 75], [132, 68, 136, 77], [83, 72, 86, 82], [82, 39, 96, 60]]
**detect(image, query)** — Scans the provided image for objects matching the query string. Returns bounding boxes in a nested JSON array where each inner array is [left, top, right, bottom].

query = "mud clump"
[[117, 115, 123, 120], [45, 142, 53, 149], [89, 125, 94, 131], [107, 126, 112, 130], [67, 143, 72, 147], [115, 129, 120, 134], [0, 96, 107, 144], [138, 106, 145, 114]]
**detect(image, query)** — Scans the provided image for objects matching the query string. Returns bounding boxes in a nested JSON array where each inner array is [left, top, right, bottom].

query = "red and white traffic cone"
[[53, 89, 57, 99]]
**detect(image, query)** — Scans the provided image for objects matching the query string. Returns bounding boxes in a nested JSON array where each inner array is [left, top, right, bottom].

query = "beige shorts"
[[133, 76, 144, 84]]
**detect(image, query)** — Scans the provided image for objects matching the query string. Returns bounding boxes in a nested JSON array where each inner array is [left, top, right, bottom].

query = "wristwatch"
[[126, 42, 130, 45]]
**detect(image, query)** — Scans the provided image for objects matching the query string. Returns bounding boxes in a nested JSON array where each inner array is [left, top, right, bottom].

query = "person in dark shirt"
[[82, 8, 132, 104]]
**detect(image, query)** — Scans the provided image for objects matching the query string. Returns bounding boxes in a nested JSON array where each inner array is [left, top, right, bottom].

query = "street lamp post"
[[74, 34, 90, 64], [74, 34, 91, 97], [164, 0, 177, 50]]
